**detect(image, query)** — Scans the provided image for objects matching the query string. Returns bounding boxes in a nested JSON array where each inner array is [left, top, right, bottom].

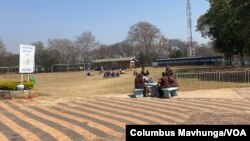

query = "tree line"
[[196, 0, 250, 66], [0, 21, 217, 71]]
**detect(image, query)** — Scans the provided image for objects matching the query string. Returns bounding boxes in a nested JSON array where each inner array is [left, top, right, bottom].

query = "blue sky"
[[0, 0, 210, 53]]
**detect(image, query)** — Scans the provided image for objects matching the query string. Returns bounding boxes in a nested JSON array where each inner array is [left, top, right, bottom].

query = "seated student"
[[119, 67, 122, 74], [116, 72, 120, 77], [141, 67, 146, 75], [103, 71, 110, 78], [142, 73, 153, 83], [103, 71, 107, 78], [165, 65, 172, 76], [141, 67, 150, 77], [142, 73, 149, 82], [168, 70, 178, 87], [111, 71, 115, 77], [141, 67, 151, 79], [86, 68, 91, 76], [135, 73, 147, 97], [158, 72, 170, 97], [109, 68, 113, 77], [146, 70, 150, 76]]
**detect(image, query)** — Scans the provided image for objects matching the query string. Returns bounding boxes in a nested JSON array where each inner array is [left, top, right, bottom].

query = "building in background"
[[93, 57, 137, 70]]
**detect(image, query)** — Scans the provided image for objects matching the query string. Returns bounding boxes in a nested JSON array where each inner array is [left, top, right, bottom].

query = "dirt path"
[[0, 88, 250, 140]]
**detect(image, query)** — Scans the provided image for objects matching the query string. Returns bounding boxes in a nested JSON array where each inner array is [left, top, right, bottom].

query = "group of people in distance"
[[86, 66, 123, 78], [103, 70, 120, 78], [134, 65, 178, 97], [103, 68, 122, 78]]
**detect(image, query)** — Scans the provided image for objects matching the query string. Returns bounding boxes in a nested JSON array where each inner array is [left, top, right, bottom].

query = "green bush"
[[23, 82, 34, 90], [0, 81, 34, 90]]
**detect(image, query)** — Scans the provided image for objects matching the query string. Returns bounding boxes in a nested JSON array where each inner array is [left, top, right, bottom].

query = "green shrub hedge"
[[0, 81, 34, 90]]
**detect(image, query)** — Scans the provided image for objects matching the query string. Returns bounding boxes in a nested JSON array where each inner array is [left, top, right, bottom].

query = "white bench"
[[134, 89, 144, 98], [161, 87, 178, 98]]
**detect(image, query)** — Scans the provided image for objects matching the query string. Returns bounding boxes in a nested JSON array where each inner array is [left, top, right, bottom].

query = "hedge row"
[[0, 81, 34, 90]]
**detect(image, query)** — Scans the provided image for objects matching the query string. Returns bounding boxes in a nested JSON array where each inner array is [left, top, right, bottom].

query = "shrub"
[[23, 82, 34, 90], [0, 81, 34, 90]]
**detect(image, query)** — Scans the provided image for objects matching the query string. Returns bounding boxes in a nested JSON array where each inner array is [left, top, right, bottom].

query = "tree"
[[31, 41, 45, 67], [75, 31, 97, 62], [127, 21, 161, 66], [196, 42, 218, 57], [104, 40, 135, 58], [0, 38, 6, 52], [0, 38, 19, 67], [157, 35, 169, 59], [90, 44, 108, 59], [48, 38, 77, 64], [1, 52, 19, 66], [40, 49, 60, 71], [0, 38, 6, 54], [196, 0, 249, 66], [230, 0, 250, 59], [116, 40, 134, 57], [169, 50, 184, 58], [0, 38, 6, 66], [167, 39, 187, 57]]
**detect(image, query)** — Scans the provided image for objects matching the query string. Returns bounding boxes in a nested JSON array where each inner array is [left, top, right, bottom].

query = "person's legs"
[[158, 88, 164, 98], [143, 86, 147, 97]]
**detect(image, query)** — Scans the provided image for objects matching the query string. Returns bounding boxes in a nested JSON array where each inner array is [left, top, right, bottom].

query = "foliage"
[[195, 42, 219, 57], [48, 38, 78, 64], [169, 50, 185, 58], [32, 41, 45, 66], [127, 21, 161, 66], [40, 49, 60, 71], [230, 0, 250, 57], [0, 38, 6, 66], [196, 0, 250, 66], [0, 52, 19, 67], [75, 31, 97, 62], [0, 81, 34, 90], [0, 38, 6, 54]]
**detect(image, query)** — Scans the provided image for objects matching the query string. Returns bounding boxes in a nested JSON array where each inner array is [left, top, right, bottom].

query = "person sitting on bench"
[[158, 72, 170, 97], [165, 65, 172, 76], [167, 70, 178, 87], [141, 67, 150, 77], [135, 73, 147, 97], [86, 68, 91, 76]]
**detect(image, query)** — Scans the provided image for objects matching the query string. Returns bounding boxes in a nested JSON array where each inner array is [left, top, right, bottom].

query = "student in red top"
[[167, 70, 178, 87], [158, 72, 170, 97], [135, 73, 147, 97]]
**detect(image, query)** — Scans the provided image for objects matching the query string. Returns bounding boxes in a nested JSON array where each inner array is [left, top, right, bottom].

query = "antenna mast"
[[187, 0, 195, 57]]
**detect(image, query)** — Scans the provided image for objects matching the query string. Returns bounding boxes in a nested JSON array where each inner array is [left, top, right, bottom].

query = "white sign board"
[[19, 44, 35, 73]]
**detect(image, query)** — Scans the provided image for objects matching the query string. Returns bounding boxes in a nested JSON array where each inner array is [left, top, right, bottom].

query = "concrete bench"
[[134, 89, 144, 98], [161, 87, 178, 98]]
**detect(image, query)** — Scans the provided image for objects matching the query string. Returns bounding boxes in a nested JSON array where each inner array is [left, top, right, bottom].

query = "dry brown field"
[[0, 66, 249, 99]]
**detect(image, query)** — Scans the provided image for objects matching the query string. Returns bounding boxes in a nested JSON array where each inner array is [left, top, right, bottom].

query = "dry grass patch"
[[0, 66, 249, 99]]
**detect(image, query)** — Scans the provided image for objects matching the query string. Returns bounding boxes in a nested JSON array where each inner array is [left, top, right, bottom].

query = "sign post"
[[19, 44, 35, 84]]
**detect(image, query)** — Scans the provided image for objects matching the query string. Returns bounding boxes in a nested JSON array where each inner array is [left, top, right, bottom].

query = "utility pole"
[[187, 0, 195, 57]]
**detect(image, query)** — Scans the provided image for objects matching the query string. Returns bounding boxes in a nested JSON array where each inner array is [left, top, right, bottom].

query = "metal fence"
[[51, 63, 90, 72], [0, 66, 19, 74], [0, 63, 90, 73], [99, 70, 250, 94], [175, 70, 250, 90]]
